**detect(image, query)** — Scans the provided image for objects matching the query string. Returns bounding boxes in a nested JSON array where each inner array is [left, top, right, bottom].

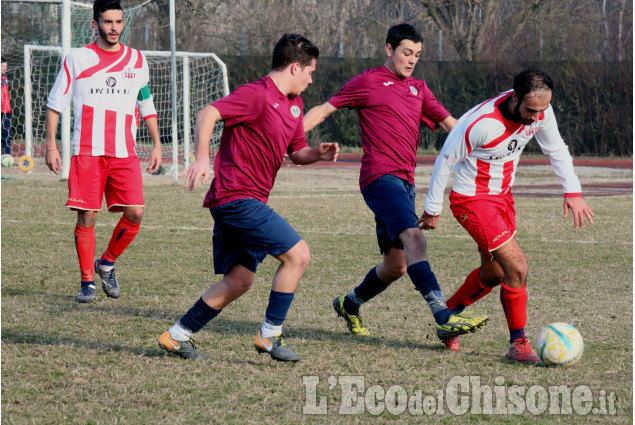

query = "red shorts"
[[449, 190, 517, 253], [66, 155, 144, 212]]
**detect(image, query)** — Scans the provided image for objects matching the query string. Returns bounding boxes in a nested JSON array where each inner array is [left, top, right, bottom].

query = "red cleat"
[[442, 336, 460, 351], [506, 337, 541, 363]]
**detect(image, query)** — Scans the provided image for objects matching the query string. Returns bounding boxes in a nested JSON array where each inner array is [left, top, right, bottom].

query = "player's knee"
[[293, 241, 311, 271], [385, 264, 407, 281], [225, 275, 254, 295], [401, 228, 427, 255], [123, 207, 144, 223]]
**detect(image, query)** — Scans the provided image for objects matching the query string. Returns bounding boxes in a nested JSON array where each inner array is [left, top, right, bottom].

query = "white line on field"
[[4, 219, 630, 246]]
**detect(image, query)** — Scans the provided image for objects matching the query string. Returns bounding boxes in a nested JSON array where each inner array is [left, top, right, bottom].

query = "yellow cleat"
[[436, 311, 488, 340], [333, 295, 371, 336]]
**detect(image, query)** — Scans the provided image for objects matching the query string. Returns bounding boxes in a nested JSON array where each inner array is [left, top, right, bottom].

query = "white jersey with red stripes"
[[424, 90, 582, 216], [47, 42, 156, 158]]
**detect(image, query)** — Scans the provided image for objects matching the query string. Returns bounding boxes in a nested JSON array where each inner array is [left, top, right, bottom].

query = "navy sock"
[[265, 290, 295, 326], [344, 267, 388, 315], [510, 328, 525, 343], [407, 261, 451, 325], [178, 297, 221, 333]]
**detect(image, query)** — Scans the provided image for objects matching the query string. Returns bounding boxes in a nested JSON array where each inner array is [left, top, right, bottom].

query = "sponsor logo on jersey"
[[524, 127, 538, 137], [409, 86, 418, 96], [272, 103, 279, 109], [90, 88, 130, 95], [383, 81, 394, 86], [123, 68, 136, 79], [508, 139, 518, 151], [106, 77, 117, 87], [290, 105, 301, 118]]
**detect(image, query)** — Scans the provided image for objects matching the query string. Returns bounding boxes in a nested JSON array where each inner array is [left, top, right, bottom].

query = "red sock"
[[499, 281, 528, 331], [446, 267, 495, 310], [75, 225, 95, 282], [101, 216, 141, 263]]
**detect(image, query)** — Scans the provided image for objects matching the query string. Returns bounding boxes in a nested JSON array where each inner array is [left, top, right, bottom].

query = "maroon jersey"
[[1, 75, 10, 114], [328, 66, 450, 189], [203, 75, 308, 208]]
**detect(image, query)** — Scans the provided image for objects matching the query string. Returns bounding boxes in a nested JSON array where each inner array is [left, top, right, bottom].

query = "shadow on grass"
[[1, 327, 166, 358]]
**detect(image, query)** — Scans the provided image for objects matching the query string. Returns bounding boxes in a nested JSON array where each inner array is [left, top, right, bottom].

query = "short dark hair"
[[386, 23, 423, 50], [513, 68, 553, 103], [271, 34, 319, 71], [93, 0, 122, 22], [1, 57, 6, 64]]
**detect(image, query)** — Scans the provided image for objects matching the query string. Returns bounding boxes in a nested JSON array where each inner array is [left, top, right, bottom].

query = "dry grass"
[[1, 161, 632, 424]]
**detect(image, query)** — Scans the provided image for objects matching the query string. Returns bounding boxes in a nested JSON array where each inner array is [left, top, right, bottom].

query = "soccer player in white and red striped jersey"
[[419, 68, 594, 362], [45, 0, 162, 303], [303, 24, 489, 347]]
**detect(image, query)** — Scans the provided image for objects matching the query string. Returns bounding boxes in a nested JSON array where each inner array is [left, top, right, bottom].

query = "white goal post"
[[23, 45, 229, 179]]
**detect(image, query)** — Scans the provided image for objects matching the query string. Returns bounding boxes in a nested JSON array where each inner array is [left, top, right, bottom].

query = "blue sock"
[[81, 280, 95, 287], [407, 261, 451, 325], [178, 297, 221, 333], [510, 328, 525, 343], [99, 256, 115, 266], [344, 267, 388, 315], [265, 290, 295, 326]]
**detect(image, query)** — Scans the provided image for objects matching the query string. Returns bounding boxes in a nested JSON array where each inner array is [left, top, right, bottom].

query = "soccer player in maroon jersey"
[[158, 34, 339, 362], [45, 0, 162, 303], [303, 24, 488, 347], [419, 68, 594, 362]]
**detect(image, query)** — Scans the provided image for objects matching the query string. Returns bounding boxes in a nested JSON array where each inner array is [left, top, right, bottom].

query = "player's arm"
[[437, 115, 457, 133], [137, 84, 162, 173], [303, 101, 338, 133], [418, 123, 472, 230], [288, 143, 339, 165], [44, 107, 62, 175], [180, 104, 221, 190], [535, 106, 594, 228]]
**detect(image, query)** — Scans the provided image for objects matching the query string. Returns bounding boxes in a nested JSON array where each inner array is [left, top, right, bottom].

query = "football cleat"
[[507, 337, 541, 363], [436, 311, 488, 340], [158, 330, 208, 360], [254, 331, 300, 362], [333, 295, 370, 336], [94, 259, 120, 298], [75, 281, 96, 303]]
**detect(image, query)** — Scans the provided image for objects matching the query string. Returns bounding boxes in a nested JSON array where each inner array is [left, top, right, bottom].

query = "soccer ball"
[[536, 322, 584, 366], [1, 154, 14, 167]]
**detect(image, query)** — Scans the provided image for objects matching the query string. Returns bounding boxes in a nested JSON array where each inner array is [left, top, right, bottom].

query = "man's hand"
[[563, 196, 594, 229], [317, 142, 339, 162], [416, 211, 439, 230], [146, 146, 162, 174], [179, 158, 210, 191], [45, 148, 62, 175]]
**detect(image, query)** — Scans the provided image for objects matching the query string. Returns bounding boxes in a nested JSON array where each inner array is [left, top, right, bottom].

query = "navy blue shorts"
[[361, 174, 418, 254], [210, 198, 302, 274]]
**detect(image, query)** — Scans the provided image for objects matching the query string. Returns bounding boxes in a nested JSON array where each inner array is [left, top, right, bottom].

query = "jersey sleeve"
[[212, 81, 264, 126], [327, 72, 369, 109], [424, 123, 471, 216], [420, 82, 451, 130], [135, 52, 157, 120], [46, 53, 75, 113], [535, 106, 582, 195]]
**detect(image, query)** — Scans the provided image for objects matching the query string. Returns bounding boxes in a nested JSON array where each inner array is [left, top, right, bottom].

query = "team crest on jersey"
[[409, 86, 418, 96], [123, 67, 136, 79], [290, 105, 301, 118], [106, 77, 117, 87]]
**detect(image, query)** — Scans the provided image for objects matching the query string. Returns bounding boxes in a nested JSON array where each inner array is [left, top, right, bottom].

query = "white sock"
[[260, 320, 283, 338], [168, 323, 192, 342]]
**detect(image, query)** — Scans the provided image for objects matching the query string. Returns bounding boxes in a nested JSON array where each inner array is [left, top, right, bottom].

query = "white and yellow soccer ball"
[[536, 323, 584, 366], [1, 154, 14, 167]]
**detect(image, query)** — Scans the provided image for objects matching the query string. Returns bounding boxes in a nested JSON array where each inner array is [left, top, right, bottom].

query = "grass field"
[[1, 160, 632, 424]]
